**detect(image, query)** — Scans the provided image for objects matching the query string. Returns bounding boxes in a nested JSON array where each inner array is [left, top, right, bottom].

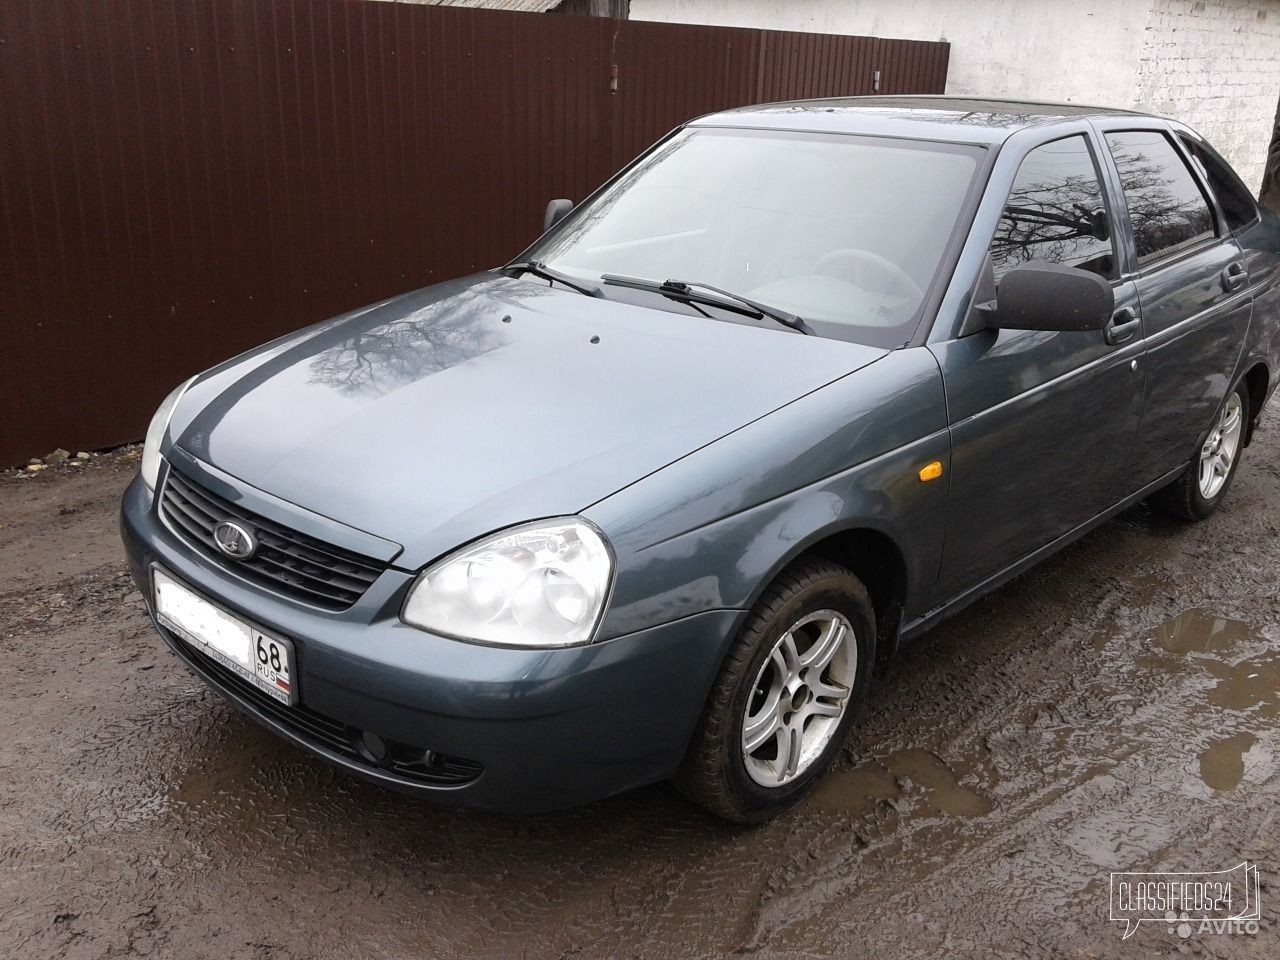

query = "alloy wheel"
[[1198, 392, 1243, 500], [741, 609, 855, 787]]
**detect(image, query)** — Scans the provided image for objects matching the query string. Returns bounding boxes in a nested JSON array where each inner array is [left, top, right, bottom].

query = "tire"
[[1150, 383, 1250, 521], [675, 557, 876, 823]]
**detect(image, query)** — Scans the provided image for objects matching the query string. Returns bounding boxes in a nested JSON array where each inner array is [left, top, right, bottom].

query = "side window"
[[990, 135, 1116, 282], [1178, 135, 1261, 233], [1104, 130, 1216, 265]]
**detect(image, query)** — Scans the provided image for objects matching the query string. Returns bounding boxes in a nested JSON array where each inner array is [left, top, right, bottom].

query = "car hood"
[[173, 274, 885, 568]]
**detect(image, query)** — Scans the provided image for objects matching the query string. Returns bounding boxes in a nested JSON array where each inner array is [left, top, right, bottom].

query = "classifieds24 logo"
[[1110, 862, 1261, 939]]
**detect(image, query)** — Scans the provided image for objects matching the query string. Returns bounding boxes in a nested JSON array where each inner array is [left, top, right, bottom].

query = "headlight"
[[141, 377, 196, 491], [402, 518, 614, 648]]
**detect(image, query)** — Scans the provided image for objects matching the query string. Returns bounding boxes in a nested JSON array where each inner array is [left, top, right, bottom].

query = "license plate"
[[153, 568, 298, 705]]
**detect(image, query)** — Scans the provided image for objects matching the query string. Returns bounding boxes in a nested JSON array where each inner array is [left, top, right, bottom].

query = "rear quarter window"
[[1104, 130, 1216, 266], [1178, 135, 1262, 233]]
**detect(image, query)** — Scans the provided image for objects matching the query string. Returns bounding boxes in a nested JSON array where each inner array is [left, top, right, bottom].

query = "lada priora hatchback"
[[122, 97, 1280, 821]]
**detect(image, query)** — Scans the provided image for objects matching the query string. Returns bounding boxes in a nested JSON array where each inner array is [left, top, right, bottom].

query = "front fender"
[[586, 348, 950, 639]]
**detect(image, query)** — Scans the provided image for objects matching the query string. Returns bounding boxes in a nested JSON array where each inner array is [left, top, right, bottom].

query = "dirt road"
[[2, 428, 1278, 959]]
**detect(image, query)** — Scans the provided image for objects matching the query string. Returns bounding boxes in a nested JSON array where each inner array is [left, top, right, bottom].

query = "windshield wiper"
[[503, 260, 602, 298], [601, 274, 812, 335]]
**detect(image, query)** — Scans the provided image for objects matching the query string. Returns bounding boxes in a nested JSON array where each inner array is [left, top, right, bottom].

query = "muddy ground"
[[1, 426, 1278, 960]]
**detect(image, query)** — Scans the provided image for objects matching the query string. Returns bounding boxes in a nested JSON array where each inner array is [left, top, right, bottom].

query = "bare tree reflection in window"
[[1105, 131, 1214, 264], [990, 136, 1115, 281]]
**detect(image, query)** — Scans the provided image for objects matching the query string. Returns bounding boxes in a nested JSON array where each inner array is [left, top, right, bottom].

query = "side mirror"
[[983, 262, 1114, 332], [543, 198, 573, 233]]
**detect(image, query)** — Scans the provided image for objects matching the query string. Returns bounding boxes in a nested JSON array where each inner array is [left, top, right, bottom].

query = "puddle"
[[807, 761, 900, 818], [1150, 609, 1253, 654], [809, 748, 992, 819], [1198, 732, 1256, 791], [885, 749, 994, 817], [1203, 656, 1280, 714], [1138, 608, 1279, 793], [1140, 608, 1279, 718]]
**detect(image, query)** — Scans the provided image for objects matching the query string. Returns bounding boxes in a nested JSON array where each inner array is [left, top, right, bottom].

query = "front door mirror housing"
[[981, 262, 1114, 333], [543, 198, 573, 233]]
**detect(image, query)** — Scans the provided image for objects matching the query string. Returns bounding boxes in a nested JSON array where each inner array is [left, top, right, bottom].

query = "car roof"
[[689, 95, 1160, 145]]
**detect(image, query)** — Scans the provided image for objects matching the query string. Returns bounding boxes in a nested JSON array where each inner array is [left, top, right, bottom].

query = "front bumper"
[[121, 471, 741, 813]]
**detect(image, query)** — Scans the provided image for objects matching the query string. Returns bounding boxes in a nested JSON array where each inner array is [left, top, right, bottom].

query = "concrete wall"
[[631, 0, 1280, 193]]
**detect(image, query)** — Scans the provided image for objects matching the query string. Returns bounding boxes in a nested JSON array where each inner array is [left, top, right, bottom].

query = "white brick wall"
[[1135, 0, 1280, 191], [631, 0, 1280, 192]]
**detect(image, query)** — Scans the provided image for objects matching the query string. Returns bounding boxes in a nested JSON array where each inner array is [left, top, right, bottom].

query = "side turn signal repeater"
[[918, 460, 944, 483]]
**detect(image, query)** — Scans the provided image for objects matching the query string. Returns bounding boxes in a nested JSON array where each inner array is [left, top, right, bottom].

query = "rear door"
[[1092, 122, 1252, 485], [927, 129, 1145, 603]]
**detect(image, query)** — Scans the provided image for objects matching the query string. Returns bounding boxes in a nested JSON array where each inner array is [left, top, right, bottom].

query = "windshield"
[[526, 128, 984, 347]]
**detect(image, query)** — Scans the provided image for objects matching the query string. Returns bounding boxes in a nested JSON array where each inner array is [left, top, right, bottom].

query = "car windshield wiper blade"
[[503, 260, 602, 298], [600, 274, 812, 334]]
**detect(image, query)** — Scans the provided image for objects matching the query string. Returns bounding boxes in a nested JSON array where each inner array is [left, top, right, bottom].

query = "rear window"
[[1178, 135, 1261, 233], [1105, 130, 1216, 265]]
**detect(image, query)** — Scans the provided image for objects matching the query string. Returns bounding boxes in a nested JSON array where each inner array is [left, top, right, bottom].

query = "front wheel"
[[1150, 384, 1249, 521], [675, 557, 876, 823]]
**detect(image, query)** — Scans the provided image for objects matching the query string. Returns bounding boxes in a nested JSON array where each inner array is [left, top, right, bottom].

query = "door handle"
[[1104, 307, 1141, 346], [1221, 261, 1248, 293]]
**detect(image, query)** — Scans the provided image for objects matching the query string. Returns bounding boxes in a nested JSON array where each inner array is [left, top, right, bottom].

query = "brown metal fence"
[[0, 0, 948, 465]]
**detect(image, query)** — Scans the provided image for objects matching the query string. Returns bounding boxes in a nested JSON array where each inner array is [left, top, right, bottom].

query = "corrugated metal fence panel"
[[0, 0, 948, 464]]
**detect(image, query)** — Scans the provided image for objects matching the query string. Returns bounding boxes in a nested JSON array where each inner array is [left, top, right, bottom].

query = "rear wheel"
[[1150, 384, 1249, 521], [675, 557, 876, 823]]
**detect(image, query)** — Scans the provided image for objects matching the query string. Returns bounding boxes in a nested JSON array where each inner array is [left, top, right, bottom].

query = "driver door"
[[928, 133, 1146, 604]]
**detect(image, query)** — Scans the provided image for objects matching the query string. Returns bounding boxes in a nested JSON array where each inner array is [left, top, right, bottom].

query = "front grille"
[[161, 468, 386, 611], [169, 630, 483, 787]]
